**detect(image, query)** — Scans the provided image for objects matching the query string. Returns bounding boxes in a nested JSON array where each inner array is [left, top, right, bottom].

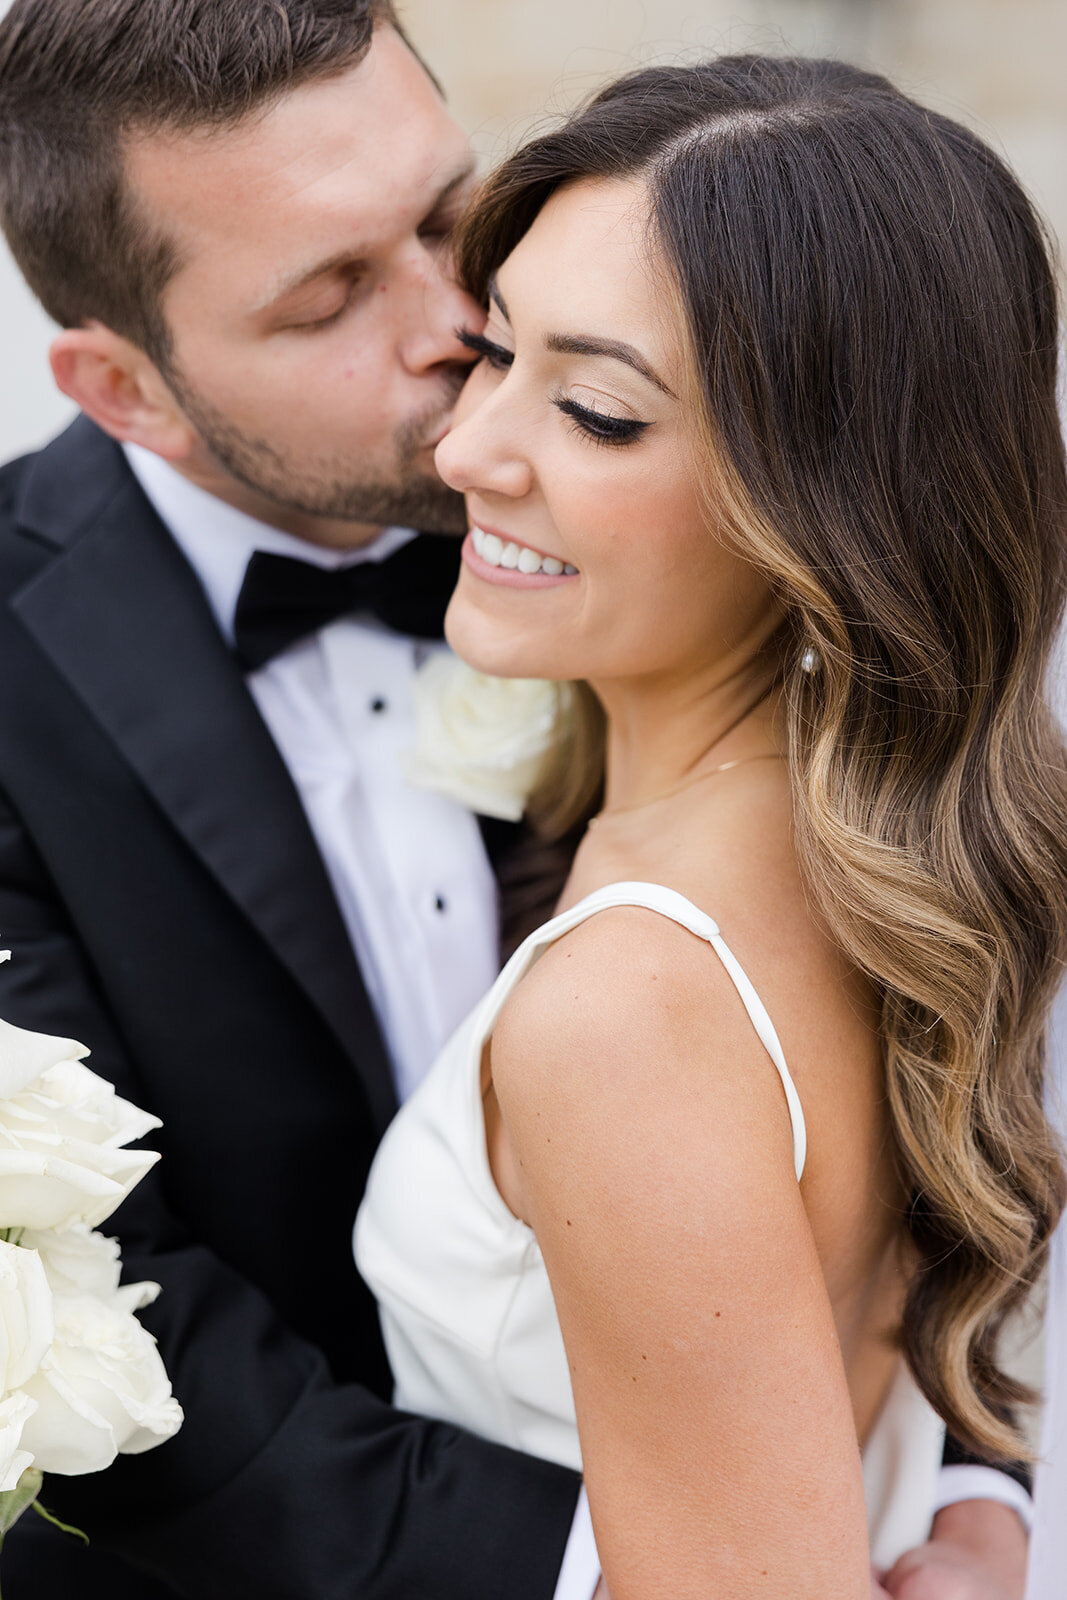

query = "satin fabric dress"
[[355, 881, 945, 1571]]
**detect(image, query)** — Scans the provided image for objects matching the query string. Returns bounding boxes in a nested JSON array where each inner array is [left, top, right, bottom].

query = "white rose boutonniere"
[[403, 654, 569, 823]]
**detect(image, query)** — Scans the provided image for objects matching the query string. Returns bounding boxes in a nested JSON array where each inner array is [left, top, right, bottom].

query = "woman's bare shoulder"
[[491, 901, 801, 1187], [525, 769, 885, 1191], [561, 764, 876, 1071]]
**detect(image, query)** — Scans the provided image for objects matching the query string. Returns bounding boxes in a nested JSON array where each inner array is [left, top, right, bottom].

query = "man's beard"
[[164, 364, 468, 534]]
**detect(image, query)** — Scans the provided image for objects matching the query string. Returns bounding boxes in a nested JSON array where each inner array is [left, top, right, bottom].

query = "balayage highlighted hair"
[[462, 56, 1067, 1463]]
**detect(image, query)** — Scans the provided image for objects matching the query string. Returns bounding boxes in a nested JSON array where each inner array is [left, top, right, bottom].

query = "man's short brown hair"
[[0, 0, 401, 361]]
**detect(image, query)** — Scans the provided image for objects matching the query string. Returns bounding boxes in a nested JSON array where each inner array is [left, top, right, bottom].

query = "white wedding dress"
[[355, 881, 945, 1571]]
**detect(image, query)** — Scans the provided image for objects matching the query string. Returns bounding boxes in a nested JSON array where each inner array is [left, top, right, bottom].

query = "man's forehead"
[[246, 157, 475, 315], [124, 36, 470, 266]]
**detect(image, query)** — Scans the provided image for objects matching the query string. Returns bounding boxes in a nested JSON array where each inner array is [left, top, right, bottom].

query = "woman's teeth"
[[471, 525, 577, 577]]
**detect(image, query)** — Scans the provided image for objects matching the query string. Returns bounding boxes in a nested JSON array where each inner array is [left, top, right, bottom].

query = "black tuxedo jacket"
[[0, 418, 579, 1599]]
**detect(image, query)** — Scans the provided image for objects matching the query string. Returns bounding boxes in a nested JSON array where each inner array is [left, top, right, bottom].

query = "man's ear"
[[49, 322, 196, 462]]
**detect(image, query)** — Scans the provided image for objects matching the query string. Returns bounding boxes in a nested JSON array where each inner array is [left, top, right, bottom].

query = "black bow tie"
[[233, 534, 463, 671]]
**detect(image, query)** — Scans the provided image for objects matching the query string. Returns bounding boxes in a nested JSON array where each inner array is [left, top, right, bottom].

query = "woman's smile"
[[462, 524, 579, 588]]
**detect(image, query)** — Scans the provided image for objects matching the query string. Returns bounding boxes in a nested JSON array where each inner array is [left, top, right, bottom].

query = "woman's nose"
[[435, 393, 533, 501]]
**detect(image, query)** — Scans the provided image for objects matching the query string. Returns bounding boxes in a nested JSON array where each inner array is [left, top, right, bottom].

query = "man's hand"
[[878, 1501, 1028, 1600]]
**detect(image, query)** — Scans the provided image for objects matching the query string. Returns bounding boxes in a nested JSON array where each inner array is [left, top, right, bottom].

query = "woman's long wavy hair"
[[459, 55, 1067, 1463]]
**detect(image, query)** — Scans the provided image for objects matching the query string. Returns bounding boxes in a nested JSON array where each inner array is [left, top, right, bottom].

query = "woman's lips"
[[461, 529, 579, 589]]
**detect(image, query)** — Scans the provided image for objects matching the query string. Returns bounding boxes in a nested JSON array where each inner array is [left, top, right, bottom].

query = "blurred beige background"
[[1, 0, 1066, 460], [401, 0, 1067, 244]]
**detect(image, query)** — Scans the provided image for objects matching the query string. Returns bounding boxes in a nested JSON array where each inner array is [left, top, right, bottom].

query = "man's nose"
[[399, 247, 484, 376]]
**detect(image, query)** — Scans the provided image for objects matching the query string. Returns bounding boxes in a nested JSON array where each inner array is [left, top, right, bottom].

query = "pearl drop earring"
[[800, 645, 820, 674]]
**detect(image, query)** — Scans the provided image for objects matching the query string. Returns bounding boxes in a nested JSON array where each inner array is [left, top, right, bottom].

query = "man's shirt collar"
[[123, 443, 416, 648]]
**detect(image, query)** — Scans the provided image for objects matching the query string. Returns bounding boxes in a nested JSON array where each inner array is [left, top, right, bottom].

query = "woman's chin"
[[444, 599, 565, 682]]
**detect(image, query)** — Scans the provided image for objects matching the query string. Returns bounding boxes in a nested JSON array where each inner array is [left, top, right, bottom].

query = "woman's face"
[[435, 177, 777, 688]]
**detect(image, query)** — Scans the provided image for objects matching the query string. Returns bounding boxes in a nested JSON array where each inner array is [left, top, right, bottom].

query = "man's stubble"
[[164, 359, 469, 535]]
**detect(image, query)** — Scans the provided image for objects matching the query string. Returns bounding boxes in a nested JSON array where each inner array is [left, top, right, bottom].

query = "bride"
[[356, 55, 1067, 1597]]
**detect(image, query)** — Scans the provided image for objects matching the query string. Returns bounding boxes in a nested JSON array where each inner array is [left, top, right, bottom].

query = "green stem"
[[0, 1468, 43, 1541], [31, 1500, 89, 1544]]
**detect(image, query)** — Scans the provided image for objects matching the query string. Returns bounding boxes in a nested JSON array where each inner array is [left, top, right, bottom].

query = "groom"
[[0, 3, 1032, 1598]]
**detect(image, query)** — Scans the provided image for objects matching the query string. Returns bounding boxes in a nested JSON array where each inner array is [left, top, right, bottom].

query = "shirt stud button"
[[370, 697, 388, 714], [434, 895, 447, 913]]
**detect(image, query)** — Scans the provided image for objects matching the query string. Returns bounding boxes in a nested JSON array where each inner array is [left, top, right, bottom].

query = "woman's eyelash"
[[457, 328, 514, 369], [457, 330, 649, 447], [553, 396, 649, 448]]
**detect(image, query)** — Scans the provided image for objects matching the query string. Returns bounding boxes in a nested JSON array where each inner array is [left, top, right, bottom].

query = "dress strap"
[[484, 880, 807, 1181]]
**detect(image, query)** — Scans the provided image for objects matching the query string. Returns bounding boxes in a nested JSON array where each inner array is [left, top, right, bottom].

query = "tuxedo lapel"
[[10, 419, 397, 1133]]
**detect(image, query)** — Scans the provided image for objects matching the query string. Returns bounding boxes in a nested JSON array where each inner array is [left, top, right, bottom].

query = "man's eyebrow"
[[252, 248, 368, 316], [254, 159, 478, 317], [545, 332, 674, 397], [429, 160, 478, 215]]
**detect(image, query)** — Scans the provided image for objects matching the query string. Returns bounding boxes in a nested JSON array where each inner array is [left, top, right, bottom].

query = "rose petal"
[[20, 1225, 123, 1302], [0, 1240, 55, 1391], [0, 1146, 160, 1232], [19, 1355, 120, 1476], [0, 1017, 88, 1102], [19, 1294, 182, 1476], [0, 1392, 38, 1493]]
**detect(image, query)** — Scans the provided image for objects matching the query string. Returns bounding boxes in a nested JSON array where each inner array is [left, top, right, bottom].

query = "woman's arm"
[[490, 907, 872, 1600]]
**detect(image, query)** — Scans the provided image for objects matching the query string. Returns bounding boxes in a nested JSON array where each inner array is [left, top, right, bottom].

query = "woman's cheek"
[[557, 468, 647, 559]]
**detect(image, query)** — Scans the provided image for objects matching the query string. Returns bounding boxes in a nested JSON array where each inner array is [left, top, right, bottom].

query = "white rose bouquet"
[[0, 963, 182, 1585], [403, 654, 571, 823]]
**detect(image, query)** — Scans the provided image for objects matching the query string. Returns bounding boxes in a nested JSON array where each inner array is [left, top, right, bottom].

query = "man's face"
[[125, 27, 480, 542]]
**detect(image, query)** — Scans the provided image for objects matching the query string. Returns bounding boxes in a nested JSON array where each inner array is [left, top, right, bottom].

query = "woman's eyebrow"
[[488, 270, 673, 397], [545, 331, 674, 397], [487, 272, 510, 320]]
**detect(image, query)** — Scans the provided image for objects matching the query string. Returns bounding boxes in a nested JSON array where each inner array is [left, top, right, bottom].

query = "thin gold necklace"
[[587, 752, 783, 829]]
